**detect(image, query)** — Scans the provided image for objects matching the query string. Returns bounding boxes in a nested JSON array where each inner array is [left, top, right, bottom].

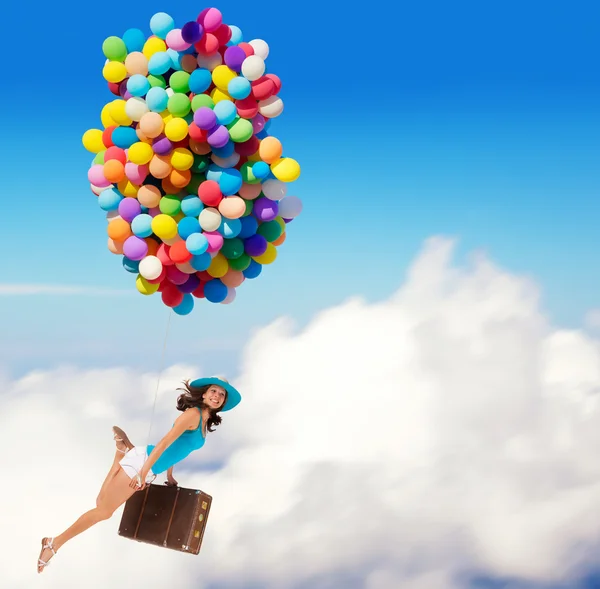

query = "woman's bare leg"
[[97, 427, 134, 506], [38, 469, 139, 573]]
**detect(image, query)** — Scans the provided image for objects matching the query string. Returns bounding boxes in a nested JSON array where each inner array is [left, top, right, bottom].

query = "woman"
[[37, 375, 241, 573]]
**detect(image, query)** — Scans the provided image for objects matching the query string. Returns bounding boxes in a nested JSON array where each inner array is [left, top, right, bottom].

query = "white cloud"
[[585, 308, 600, 330], [0, 283, 130, 295], [2, 236, 600, 588]]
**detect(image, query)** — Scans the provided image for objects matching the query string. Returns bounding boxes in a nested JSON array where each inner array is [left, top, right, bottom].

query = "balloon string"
[[145, 308, 173, 457]]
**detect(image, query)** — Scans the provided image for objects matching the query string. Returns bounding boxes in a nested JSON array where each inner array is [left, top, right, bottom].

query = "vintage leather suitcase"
[[118, 483, 212, 554]]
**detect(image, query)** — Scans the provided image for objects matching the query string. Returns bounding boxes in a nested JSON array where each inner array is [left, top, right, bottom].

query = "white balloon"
[[106, 210, 121, 222], [258, 95, 284, 118], [163, 235, 182, 246], [92, 183, 113, 196], [166, 87, 174, 97], [125, 97, 149, 121], [262, 178, 287, 201], [199, 207, 222, 232], [248, 39, 269, 60], [241, 55, 265, 81], [222, 287, 236, 304], [197, 52, 222, 71], [139, 255, 163, 280], [278, 195, 303, 219]]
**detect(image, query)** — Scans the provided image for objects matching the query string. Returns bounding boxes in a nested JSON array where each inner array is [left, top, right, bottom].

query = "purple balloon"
[[252, 114, 266, 134], [153, 135, 174, 156], [182, 21, 203, 43], [253, 197, 279, 222], [283, 218, 292, 223], [123, 236, 148, 261], [194, 106, 217, 130], [207, 124, 230, 148], [224, 46, 246, 72], [178, 273, 201, 294], [118, 198, 142, 222], [244, 234, 268, 257]]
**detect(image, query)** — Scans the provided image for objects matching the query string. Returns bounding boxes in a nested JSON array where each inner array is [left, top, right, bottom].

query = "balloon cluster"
[[82, 8, 302, 315]]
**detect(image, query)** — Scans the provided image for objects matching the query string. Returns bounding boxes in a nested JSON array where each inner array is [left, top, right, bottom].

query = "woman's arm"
[[140, 408, 200, 479]]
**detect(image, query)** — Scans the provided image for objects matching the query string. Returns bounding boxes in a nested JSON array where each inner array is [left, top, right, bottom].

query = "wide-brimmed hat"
[[189, 375, 241, 412]]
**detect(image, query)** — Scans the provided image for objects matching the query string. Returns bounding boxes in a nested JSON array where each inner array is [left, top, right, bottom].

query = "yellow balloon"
[[151, 214, 178, 240], [101, 103, 117, 128], [173, 211, 185, 223], [128, 142, 154, 165], [160, 110, 174, 125], [170, 147, 194, 171], [103, 61, 128, 83], [270, 157, 301, 182], [212, 65, 237, 91], [164, 118, 188, 141], [118, 179, 140, 197], [210, 87, 232, 103], [109, 100, 133, 126], [207, 253, 229, 278], [143, 37, 167, 59], [252, 243, 277, 265], [274, 216, 286, 232], [82, 129, 105, 153], [136, 275, 160, 295]]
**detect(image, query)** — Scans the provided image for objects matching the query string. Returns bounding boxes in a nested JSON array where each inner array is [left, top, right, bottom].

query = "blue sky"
[[1, 0, 599, 375]]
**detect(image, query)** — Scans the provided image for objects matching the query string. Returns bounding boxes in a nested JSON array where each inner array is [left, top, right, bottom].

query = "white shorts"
[[119, 446, 156, 484]]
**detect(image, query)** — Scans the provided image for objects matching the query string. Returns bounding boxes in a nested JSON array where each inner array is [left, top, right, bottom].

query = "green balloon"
[[221, 238, 245, 260], [242, 199, 253, 216], [93, 152, 105, 165], [192, 94, 215, 111], [227, 117, 253, 143], [147, 74, 166, 88], [169, 71, 190, 93], [168, 94, 191, 117], [159, 194, 182, 216], [102, 36, 127, 61], [257, 220, 283, 242], [240, 162, 260, 184], [229, 253, 251, 272], [191, 154, 209, 174], [186, 173, 206, 195]]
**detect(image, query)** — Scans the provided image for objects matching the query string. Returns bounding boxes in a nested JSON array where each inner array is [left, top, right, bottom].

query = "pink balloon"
[[204, 231, 224, 252], [198, 7, 222, 32], [166, 29, 191, 51], [125, 162, 149, 184], [166, 265, 189, 285], [88, 164, 111, 187], [252, 114, 266, 134]]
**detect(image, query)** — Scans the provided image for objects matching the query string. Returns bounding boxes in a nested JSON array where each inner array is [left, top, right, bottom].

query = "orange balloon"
[[137, 184, 162, 208], [149, 154, 172, 179], [273, 232, 286, 246], [107, 237, 124, 254], [145, 238, 160, 257], [181, 54, 197, 73], [218, 196, 245, 219], [107, 218, 131, 241], [189, 139, 212, 155], [221, 269, 245, 288], [258, 136, 283, 164], [170, 168, 191, 188], [103, 159, 126, 183], [238, 182, 262, 200], [161, 177, 179, 195]]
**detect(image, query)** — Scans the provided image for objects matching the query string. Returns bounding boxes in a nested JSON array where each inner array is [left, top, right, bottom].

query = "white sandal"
[[37, 537, 56, 573], [112, 426, 133, 454]]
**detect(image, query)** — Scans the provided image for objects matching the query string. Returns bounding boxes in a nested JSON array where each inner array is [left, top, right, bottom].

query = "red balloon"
[[251, 77, 276, 101], [161, 283, 184, 307], [197, 270, 212, 282], [108, 82, 121, 96], [198, 179, 222, 206], [235, 97, 259, 119], [213, 23, 232, 45], [105, 146, 127, 164], [188, 122, 208, 142], [238, 42, 254, 57], [235, 135, 260, 156], [102, 126, 116, 148], [192, 282, 206, 298], [157, 244, 175, 266], [169, 240, 193, 264], [265, 73, 282, 94], [195, 33, 219, 55]]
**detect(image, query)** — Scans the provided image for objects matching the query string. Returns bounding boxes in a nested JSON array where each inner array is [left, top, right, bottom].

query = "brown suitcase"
[[118, 483, 212, 554]]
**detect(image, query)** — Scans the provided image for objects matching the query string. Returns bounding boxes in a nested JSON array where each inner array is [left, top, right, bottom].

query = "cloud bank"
[[2, 237, 599, 588]]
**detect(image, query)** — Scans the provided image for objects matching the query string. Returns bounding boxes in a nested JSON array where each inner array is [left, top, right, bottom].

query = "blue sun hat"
[[189, 375, 242, 411]]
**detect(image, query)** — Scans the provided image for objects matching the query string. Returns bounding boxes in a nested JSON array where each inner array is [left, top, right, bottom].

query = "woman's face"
[[203, 385, 226, 410]]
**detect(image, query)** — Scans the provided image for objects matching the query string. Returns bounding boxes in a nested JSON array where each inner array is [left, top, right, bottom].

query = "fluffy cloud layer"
[[3, 237, 600, 588]]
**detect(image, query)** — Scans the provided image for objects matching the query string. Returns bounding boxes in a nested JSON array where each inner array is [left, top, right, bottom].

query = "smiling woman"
[[36, 375, 242, 573]]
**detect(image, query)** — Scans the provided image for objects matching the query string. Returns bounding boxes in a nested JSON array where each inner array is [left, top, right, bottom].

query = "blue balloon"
[[131, 213, 153, 237], [238, 215, 258, 239], [220, 218, 242, 238], [204, 279, 228, 303], [228, 77, 251, 100], [252, 161, 270, 179], [127, 74, 150, 97], [167, 48, 183, 70], [211, 141, 235, 159], [218, 167, 243, 196], [181, 195, 203, 217], [111, 127, 138, 149], [98, 188, 123, 211], [146, 87, 169, 112], [178, 216, 201, 239], [190, 252, 212, 271], [214, 100, 237, 125], [148, 51, 172, 75], [150, 12, 175, 39], [243, 260, 262, 279], [173, 293, 195, 315], [122, 257, 140, 273], [256, 129, 269, 140], [228, 25, 243, 45], [123, 28, 146, 52], [186, 233, 209, 255], [189, 68, 212, 94]]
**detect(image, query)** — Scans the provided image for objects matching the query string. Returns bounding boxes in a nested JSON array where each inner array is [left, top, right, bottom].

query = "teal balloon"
[[146, 87, 169, 112], [131, 213, 153, 237], [174, 293, 194, 315], [228, 77, 251, 100], [220, 218, 242, 238], [186, 233, 209, 255], [123, 28, 146, 52], [98, 188, 123, 211], [190, 252, 211, 271], [122, 257, 140, 273], [181, 195, 204, 217], [177, 216, 201, 239]]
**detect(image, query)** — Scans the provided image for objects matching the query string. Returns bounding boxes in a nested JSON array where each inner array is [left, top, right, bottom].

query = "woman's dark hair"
[[175, 380, 226, 433]]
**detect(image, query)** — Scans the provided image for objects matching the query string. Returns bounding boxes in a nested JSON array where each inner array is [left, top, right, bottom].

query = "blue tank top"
[[147, 408, 206, 474]]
